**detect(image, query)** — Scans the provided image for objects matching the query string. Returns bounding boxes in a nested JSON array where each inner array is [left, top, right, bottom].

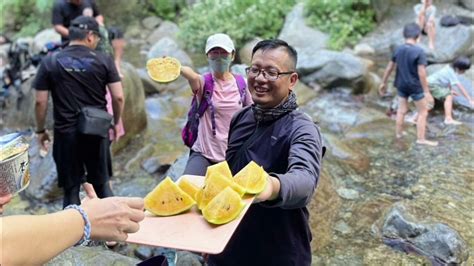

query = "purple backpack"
[[181, 73, 247, 148]]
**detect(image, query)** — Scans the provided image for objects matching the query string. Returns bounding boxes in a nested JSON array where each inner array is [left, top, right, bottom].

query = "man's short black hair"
[[403, 23, 421, 39], [452, 56, 471, 71], [69, 16, 99, 41], [252, 39, 298, 70]]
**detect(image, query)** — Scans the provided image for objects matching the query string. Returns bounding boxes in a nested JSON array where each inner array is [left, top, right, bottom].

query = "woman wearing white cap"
[[181, 33, 253, 175]]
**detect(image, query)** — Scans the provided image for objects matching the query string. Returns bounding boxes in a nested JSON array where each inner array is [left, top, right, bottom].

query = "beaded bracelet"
[[65, 204, 91, 246]]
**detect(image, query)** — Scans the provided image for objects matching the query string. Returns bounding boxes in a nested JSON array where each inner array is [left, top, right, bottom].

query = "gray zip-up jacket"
[[209, 106, 324, 266]]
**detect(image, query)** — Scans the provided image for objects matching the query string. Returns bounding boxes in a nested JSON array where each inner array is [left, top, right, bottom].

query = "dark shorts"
[[398, 90, 425, 101], [182, 150, 215, 176], [53, 130, 111, 189]]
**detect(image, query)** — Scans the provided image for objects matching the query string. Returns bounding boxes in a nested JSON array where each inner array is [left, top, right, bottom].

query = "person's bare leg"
[[426, 19, 435, 50], [414, 98, 438, 146], [443, 95, 462, 124], [112, 38, 125, 78], [396, 97, 409, 138]]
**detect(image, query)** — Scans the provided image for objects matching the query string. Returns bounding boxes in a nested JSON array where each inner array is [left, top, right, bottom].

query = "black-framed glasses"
[[245, 66, 294, 81]]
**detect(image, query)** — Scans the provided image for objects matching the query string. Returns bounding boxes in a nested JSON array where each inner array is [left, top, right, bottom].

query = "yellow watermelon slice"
[[178, 176, 201, 200], [233, 161, 268, 194], [202, 187, 246, 225], [205, 161, 233, 180], [144, 177, 195, 216], [197, 172, 245, 210]]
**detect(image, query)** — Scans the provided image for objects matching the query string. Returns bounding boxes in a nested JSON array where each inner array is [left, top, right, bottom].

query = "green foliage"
[[178, 0, 295, 53], [149, 0, 187, 21], [304, 0, 375, 50], [0, 0, 53, 37]]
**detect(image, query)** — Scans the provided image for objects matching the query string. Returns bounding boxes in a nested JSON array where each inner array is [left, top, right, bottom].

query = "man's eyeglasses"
[[245, 67, 294, 81]]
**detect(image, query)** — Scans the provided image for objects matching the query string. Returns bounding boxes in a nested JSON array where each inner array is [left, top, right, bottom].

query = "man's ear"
[[289, 72, 299, 91]]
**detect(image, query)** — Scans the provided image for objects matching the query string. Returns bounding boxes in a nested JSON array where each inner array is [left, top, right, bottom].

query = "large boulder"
[[381, 203, 469, 265], [114, 61, 148, 152], [33, 29, 61, 54], [147, 37, 193, 67], [298, 50, 368, 92], [389, 24, 474, 64], [278, 3, 328, 55], [146, 21, 180, 45], [460, 0, 474, 11], [239, 38, 262, 66], [370, 0, 417, 22]]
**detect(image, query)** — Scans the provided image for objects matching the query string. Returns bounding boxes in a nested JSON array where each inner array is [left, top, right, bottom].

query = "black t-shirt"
[[52, 0, 100, 42], [392, 43, 427, 94], [33, 45, 120, 133]]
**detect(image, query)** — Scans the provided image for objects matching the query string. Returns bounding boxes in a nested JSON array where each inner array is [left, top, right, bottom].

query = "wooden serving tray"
[[126, 175, 254, 254]]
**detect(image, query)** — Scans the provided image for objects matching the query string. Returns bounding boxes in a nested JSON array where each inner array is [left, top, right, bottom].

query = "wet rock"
[[142, 156, 162, 174], [308, 169, 342, 252], [334, 220, 352, 234], [46, 246, 140, 265], [176, 251, 204, 266], [336, 187, 360, 200], [165, 153, 189, 181], [25, 134, 62, 201], [382, 204, 469, 265], [125, 143, 155, 173], [279, 3, 328, 53]]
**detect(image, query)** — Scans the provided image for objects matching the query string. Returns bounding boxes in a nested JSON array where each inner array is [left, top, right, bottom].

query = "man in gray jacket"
[[208, 39, 324, 266]]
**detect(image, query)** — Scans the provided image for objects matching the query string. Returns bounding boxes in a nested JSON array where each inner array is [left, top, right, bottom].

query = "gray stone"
[[382, 204, 469, 265], [334, 220, 352, 234], [33, 29, 61, 54], [298, 50, 368, 92], [165, 153, 189, 181], [146, 21, 180, 45], [336, 187, 360, 200], [46, 246, 140, 265], [460, 0, 474, 11], [142, 156, 162, 174], [354, 43, 375, 56], [142, 16, 162, 30], [147, 37, 193, 68], [390, 24, 474, 64], [239, 38, 262, 66], [278, 3, 328, 54]]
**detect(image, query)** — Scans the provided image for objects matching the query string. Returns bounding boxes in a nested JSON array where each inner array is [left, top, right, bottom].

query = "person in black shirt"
[[52, 0, 103, 43], [379, 23, 438, 146], [33, 16, 124, 208]]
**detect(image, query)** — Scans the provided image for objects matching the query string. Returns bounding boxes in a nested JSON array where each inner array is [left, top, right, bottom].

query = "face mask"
[[208, 57, 232, 73]]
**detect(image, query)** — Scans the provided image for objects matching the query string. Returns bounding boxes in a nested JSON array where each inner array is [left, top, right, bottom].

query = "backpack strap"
[[197, 73, 216, 136], [232, 73, 247, 106]]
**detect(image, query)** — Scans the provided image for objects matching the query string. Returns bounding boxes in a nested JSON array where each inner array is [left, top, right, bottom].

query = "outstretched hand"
[[37, 132, 51, 152], [81, 197, 145, 242], [254, 175, 280, 203]]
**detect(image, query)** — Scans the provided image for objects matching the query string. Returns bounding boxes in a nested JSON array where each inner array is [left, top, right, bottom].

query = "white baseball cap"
[[205, 33, 235, 54]]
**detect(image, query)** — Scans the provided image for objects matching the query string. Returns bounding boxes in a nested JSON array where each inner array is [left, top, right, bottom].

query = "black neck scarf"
[[252, 91, 298, 123]]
